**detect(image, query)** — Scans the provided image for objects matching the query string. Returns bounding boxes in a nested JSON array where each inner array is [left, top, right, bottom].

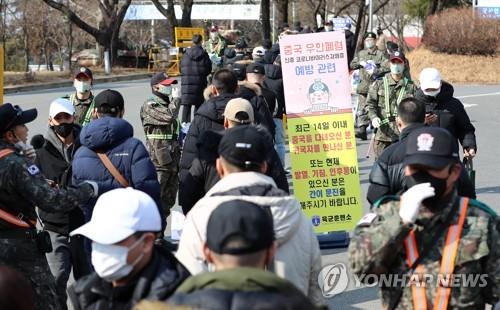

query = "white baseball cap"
[[252, 46, 265, 58], [419, 68, 442, 90], [49, 98, 75, 118], [70, 188, 161, 244]]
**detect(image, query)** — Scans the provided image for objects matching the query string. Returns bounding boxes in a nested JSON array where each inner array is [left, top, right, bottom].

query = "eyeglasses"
[[4, 106, 23, 131]]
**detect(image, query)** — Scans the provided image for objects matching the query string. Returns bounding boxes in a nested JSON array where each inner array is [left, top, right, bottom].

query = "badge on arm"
[[357, 213, 377, 226], [27, 164, 40, 176]]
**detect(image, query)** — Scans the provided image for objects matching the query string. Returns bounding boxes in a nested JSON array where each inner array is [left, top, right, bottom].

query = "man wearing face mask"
[[367, 51, 416, 158], [367, 98, 476, 204], [0, 103, 98, 310], [33, 98, 90, 309], [72, 89, 163, 226], [68, 188, 190, 309], [205, 25, 227, 72], [415, 68, 477, 158], [64, 67, 95, 127], [349, 126, 499, 310], [350, 32, 386, 140], [140, 73, 181, 220]]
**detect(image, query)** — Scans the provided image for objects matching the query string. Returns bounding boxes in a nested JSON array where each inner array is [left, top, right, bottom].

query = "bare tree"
[[151, 0, 193, 29], [261, 0, 271, 41], [151, 0, 177, 41], [41, 0, 132, 65], [275, 0, 288, 28]]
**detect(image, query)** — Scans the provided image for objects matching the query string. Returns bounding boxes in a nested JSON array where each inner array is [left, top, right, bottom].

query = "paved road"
[[6, 81, 500, 309]]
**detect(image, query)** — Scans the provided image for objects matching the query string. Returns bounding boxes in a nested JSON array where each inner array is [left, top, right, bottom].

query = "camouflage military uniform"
[[0, 142, 93, 310], [349, 194, 500, 309], [140, 95, 181, 218], [367, 73, 416, 157], [205, 35, 227, 73], [350, 48, 386, 128], [63, 93, 95, 127]]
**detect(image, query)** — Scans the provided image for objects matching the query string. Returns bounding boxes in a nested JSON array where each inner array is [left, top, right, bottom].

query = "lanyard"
[[383, 76, 408, 119], [403, 197, 469, 310]]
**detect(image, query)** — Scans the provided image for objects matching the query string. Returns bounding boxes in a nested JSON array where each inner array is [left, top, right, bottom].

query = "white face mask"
[[390, 63, 404, 75], [423, 88, 441, 97], [210, 32, 218, 41], [325, 26, 332, 32], [74, 80, 91, 93], [91, 235, 145, 282], [365, 40, 375, 49], [157, 85, 172, 96]]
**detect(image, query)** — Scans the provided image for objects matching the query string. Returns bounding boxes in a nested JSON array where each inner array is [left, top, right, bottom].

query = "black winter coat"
[[180, 45, 212, 108], [263, 64, 286, 118], [179, 93, 239, 181], [178, 129, 289, 214], [68, 245, 190, 310], [345, 30, 356, 66], [237, 82, 276, 137], [367, 124, 476, 204], [34, 125, 85, 234], [415, 81, 477, 152]]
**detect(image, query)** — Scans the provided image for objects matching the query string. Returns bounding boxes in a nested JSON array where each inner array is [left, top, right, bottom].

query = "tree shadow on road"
[[476, 186, 500, 194]]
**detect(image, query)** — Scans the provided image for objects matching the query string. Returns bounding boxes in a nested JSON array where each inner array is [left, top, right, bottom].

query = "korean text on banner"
[[280, 31, 363, 233]]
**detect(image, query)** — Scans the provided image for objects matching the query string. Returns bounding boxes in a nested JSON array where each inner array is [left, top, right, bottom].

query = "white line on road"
[[463, 103, 478, 108], [456, 92, 500, 99]]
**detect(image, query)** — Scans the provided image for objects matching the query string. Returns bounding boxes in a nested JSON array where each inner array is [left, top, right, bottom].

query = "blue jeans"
[[273, 118, 286, 166]]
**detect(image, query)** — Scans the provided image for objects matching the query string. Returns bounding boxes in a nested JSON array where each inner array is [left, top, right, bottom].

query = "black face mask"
[[52, 123, 74, 138], [405, 170, 449, 211]]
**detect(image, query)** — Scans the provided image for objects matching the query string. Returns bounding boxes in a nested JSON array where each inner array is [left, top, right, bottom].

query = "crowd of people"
[[0, 21, 497, 310]]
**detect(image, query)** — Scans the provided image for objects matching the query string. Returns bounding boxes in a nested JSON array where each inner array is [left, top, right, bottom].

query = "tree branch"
[[374, 0, 391, 15], [335, 0, 358, 17], [41, 0, 101, 39]]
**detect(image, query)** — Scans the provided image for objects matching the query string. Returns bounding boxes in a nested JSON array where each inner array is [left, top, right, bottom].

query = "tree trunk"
[[353, 0, 366, 52], [151, 0, 178, 42], [261, 0, 271, 42], [275, 0, 289, 27], [181, 0, 193, 27]]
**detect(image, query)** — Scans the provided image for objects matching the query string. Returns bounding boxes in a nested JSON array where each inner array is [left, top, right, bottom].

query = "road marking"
[[463, 103, 478, 108], [456, 92, 500, 99]]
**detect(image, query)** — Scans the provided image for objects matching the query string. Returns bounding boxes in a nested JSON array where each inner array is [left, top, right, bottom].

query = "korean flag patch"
[[27, 164, 40, 176]]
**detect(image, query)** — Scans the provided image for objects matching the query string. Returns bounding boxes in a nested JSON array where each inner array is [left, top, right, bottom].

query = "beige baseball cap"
[[224, 98, 255, 124]]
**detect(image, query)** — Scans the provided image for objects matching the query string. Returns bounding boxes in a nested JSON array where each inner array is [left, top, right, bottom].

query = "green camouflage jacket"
[[349, 194, 500, 309], [0, 142, 93, 229], [140, 95, 180, 169], [367, 73, 416, 142], [63, 93, 95, 127], [350, 48, 386, 95]]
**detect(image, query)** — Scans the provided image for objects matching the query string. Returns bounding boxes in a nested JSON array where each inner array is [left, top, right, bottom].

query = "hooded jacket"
[[175, 172, 324, 306], [178, 129, 289, 214], [168, 267, 319, 310], [237, 81, 276, 137], [263, 64, 286, 119], [72, 117, 162, 222], [179, 93, 239, 183], [367, 123, 476, 204], [415, 81, 476, 151], [180, 45, 212, 108], [68, 245, 190, 310], [35, 125, 85, 234]]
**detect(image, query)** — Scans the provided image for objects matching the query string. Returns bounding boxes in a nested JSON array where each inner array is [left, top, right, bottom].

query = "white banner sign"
[[125, 4, 261, 21]]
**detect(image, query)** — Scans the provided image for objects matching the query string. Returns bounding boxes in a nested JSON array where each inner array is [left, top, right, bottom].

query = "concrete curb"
[[4, 73, 152, 94]]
